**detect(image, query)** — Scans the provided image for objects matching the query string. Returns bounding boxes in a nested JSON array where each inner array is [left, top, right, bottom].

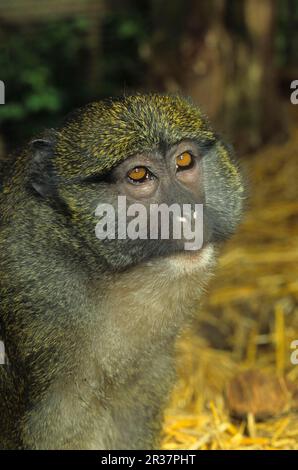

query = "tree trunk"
[[145, 0, 286, 154]]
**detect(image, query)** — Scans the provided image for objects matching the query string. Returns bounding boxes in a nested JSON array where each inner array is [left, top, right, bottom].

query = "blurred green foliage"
[[100, 6, 149, 96], [0, 17, 91, 146], [0, 0, 297, 151], [0, 5, 151, 149], [276, 0, 298, 67]]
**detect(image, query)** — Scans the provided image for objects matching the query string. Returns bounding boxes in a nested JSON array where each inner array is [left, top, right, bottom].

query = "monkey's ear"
[[29, 138, 56, 198]]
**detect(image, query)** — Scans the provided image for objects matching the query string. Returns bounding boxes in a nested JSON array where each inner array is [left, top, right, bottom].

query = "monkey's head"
[[27, 94, 245, 271]]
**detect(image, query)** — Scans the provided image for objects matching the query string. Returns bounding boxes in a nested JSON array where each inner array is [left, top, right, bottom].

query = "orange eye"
[[127, 167, 148, 182], [176, 152, 193, 169]]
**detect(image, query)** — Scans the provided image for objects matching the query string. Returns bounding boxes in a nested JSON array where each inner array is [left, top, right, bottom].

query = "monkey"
[[0, 93, 245, 450]]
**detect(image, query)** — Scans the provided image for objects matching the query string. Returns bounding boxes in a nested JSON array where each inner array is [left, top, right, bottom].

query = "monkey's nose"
[[176, 211, 199, 236], [176, 211, 197, 224]]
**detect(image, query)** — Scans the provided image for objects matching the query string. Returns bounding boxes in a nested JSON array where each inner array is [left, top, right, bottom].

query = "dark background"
[[0, 0, 297, 157]]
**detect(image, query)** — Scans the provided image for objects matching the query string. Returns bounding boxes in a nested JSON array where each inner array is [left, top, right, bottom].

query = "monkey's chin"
[[165, 243, 216, 275]]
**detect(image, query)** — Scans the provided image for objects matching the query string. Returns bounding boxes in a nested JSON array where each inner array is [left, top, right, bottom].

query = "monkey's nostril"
[[177, 212, 197, 224]]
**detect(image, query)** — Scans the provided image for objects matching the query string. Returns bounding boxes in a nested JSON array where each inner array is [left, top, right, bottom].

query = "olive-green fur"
[[56, 94, 214, 177]]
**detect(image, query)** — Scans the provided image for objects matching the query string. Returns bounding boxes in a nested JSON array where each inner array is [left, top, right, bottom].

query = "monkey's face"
[[30, 94, 244, 271], [92, 138, 209, 269]]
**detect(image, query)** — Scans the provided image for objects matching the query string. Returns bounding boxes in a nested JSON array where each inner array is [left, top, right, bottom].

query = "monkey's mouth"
[[165, 243, 216, 271]]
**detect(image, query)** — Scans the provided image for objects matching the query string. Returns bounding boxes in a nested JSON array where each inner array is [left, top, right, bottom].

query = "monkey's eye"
[[176, 152, 194, 171], [127, 166, 153, 184]]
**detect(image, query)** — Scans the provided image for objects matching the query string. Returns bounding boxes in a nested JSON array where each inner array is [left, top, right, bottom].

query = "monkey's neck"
[[85, 249, 216, 382]]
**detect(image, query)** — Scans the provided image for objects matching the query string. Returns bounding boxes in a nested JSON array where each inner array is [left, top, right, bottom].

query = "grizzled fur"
[[0, 94, 245, 449]]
